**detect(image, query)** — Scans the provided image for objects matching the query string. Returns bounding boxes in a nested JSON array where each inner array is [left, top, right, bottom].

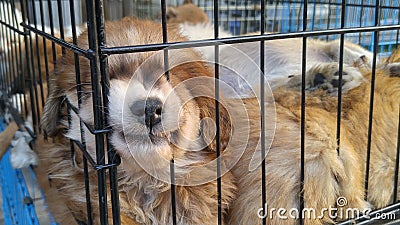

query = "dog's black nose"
[[145, 98, 163, 129], [313, 73, 326, 86]]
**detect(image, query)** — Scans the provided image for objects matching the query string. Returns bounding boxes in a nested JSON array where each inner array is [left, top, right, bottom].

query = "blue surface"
[[279, 0, 400, 57], [208, 0, 399, 57], [0, 119, 57, 225]]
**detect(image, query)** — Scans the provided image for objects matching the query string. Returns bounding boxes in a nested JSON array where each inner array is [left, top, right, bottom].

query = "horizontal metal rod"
[[337, 202, 400, 225], [263, 1, 400, 10], [0, 20, 25, 35], [102, 24, 400, 55], [20, 23, 91, 58], [71, 139, 120, 170], [66, 100, 112, 135]]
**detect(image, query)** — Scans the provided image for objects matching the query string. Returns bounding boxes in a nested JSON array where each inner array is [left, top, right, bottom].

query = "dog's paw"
[[306, 63, 365, 93]]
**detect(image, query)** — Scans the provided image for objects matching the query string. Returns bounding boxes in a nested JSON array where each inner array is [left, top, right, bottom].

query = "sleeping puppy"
[[166, 2, 373, 96], [37, 15, 397, 225], [228, 48, 400, 225], [38, 17, 237, 224]]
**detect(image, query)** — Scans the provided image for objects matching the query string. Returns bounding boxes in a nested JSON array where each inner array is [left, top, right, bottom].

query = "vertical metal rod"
[[47, 0, 57, 67], [161, 0, 176, 224], [93, 0, 121, 224], [273, 0, 279, 32], [364, 0, 380, 199], [297, 1, 303, 32], [233, 0, 238, 35], [26, 0, 41, 133], [336, 0, 346, 154], [358, 0, 365, 45], [2, 1, 11, 101], [68, 0, 94, 222], [10, 0, 28, 117], [395, 2, 400, 49], [56, 0, 65, 54], [85, 0, 108, 223], [225, 0, 230, 31], [31, 0, 46, 122], [326, 0, 333, 41], [300, 1, 308, 225], [311, 2, 316, 31], [38, 0, 51, 95], [243, 0, 248, 33], [5, 0, 17, 100], [393, 106, 400, 204], [1, 2, 12, 97], [0, 16, 5, 91], [0, 5, 4, 92], [260, 1, 266, 225], [20, 0, 38, 135], [13, 1, 29, 118], [213, 0, 222, 224], [289, 1, 293, 32], [252, 1, 257, 33]]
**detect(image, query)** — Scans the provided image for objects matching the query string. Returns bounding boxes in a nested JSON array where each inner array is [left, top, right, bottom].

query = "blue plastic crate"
[[0, 120, 57, 225], [279, 0, 400, 57]]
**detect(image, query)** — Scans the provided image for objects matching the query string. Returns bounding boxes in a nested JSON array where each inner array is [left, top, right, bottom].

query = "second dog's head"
[[42, 17, 247, 184], [163, 0, 209, 25]]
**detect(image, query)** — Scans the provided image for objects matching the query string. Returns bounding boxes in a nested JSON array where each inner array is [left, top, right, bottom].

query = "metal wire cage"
[[0, 0, 399, 225]]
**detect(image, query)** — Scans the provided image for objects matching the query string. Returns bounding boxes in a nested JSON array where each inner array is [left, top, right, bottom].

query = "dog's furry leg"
[[286, 62, 365, 93]]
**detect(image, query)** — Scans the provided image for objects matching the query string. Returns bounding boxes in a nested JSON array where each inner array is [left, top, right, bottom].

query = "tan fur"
[[165, 2, 209, 25], [38, 17, 236, 225], [10, 30, 64, 94], [165, 3, 373, 94], [228, 50, 400, 224], [34, 15, 398, 225]]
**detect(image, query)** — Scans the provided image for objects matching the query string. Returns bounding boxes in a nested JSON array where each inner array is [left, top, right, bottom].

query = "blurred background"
[[12, 0, 399, 57]]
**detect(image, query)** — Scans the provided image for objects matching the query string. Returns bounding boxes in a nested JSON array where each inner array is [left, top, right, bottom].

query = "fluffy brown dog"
[[228, 50, 400, 225], [36, 15, 399, 225], [38, 17, 237, 224]]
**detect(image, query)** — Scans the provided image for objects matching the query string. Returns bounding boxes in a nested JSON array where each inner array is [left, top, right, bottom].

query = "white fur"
[[179, 23, 373, 95], [11, 134, 38, 169]]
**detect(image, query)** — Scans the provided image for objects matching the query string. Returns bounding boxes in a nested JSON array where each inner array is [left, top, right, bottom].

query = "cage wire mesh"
[[0, 0, 399, 224]]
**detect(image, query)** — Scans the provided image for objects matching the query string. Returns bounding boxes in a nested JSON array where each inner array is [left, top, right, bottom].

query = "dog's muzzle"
[[130, 98, 163, 132]]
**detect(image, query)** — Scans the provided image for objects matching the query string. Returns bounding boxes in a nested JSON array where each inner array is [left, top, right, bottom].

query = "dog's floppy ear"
[[41, 82, 65, 137], [197, 96, 232, 152]]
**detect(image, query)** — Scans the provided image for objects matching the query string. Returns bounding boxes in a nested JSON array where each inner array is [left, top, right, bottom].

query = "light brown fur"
[[165, 1, 209, 25], [35, 15, 399, 225], [37, 17, 236, 225], [228, 50, 400, 224]]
